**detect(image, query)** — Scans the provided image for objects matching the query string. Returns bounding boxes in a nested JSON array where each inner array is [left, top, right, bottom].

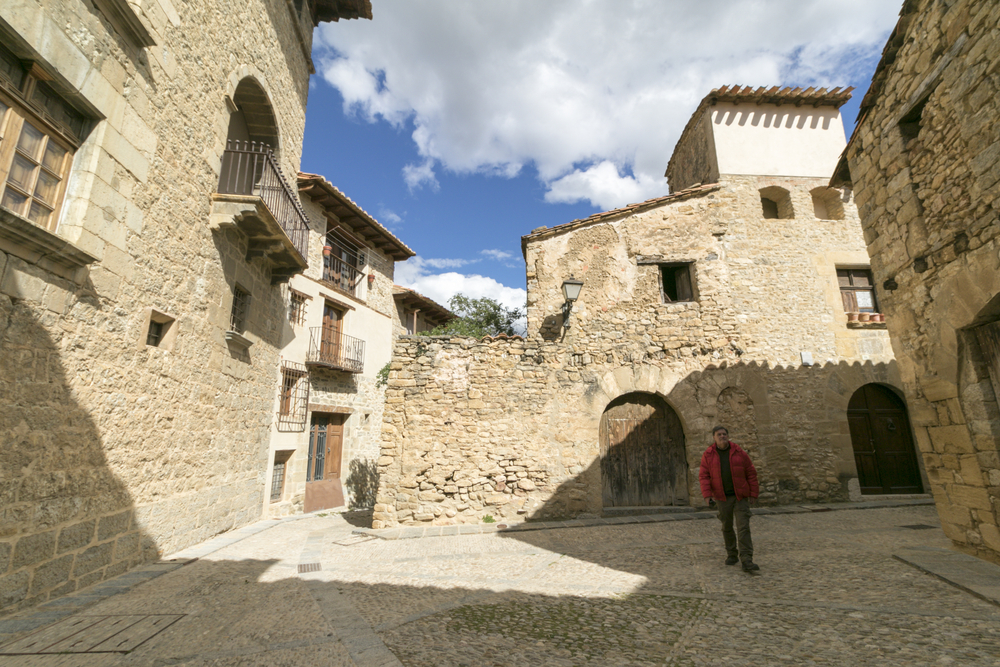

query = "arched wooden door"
[[599, 393, 688, 507], [848, 384, 923, 494]]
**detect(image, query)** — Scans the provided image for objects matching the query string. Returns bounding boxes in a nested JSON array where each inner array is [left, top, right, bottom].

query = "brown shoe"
[[741, 561, 760, 572]]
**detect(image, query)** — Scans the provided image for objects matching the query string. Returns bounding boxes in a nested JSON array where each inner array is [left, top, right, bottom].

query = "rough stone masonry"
[[375, 156, 915, 527]]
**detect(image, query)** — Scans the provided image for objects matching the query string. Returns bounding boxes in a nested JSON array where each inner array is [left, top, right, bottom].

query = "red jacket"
[[699, 441, 759, 502]]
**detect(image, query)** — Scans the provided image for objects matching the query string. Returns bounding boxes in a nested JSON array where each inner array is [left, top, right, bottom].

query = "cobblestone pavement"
[[2, 505, 1000, 666]]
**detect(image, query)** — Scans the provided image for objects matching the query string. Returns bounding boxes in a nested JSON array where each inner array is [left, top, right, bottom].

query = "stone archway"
[[598, 393, 688, 507], [848, 383, 923, 494], [227, 76, 280, 155]]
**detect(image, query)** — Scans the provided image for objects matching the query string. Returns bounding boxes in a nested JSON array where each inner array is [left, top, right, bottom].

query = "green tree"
[[420, 294, 525, 338]]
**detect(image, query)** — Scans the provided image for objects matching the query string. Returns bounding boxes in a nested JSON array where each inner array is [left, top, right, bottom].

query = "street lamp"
[[561, 276, 584, 328]]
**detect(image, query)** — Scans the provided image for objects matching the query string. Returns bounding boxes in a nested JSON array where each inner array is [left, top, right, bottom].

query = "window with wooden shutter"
[[838, 268, 878, 313], [659, 263, 696, 303]]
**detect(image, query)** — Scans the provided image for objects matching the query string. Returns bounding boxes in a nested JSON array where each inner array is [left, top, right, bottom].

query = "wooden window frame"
[[0, 88, 76, 233], [838, 268, 879, 313], [658, 263, 696, 303]]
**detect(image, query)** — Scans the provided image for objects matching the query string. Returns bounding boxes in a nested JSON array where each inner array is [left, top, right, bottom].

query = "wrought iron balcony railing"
[[305, 327, 365, 373], [217, 140, 309, 260], [322, 252, 363, 297]]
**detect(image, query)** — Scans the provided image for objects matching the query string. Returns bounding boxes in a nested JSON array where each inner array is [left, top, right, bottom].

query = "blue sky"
[[300, 0, 901, 313]]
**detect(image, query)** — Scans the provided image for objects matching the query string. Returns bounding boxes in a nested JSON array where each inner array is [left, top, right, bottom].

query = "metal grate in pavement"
[[0, 614, 183, 655], [298, 562, 322, 573]]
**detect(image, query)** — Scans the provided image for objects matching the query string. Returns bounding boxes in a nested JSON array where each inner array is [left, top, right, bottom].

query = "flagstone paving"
[[1, 504, 999, 666]]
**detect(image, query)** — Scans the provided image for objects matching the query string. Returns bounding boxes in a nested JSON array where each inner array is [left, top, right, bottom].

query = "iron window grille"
[[146, 320, 165, 347], [230, 285, 250, 333], [270, 459, 286, 502], [288, 290, 307, 326], [838, 268, 878, 313], [277, 361, 309, 431]]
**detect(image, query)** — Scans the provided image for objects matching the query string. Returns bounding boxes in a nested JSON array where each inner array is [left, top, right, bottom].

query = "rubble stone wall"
[[0, 0, 312, 612], [374, 176, 910, 528], [844, 0, 1000, 562]]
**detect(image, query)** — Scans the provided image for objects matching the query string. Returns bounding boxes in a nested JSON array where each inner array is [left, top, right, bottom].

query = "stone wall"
[[665, 111, 718, 193], [843, 0, 1000, 562], [0, 0, 319, 612], [374, 174, 910, 528]]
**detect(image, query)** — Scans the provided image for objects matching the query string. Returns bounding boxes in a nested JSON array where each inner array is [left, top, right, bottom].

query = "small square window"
[[660, 263, 695, 302], [838, 268, 878, 313], [141, 309, 177, 351]]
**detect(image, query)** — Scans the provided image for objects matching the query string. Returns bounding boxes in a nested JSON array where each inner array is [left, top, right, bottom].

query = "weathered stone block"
[[12, 530, 57, 569], [72, 543, 114, 577], [97, 511, 132, 541], [0, 571, 29, 608], [29, 554, 74, 595], [57, 521, 96, 555]]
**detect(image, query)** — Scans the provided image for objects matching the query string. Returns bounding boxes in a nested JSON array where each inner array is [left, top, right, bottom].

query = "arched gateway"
[[848, 384, 923, 494], [599, 393, 688, 507]]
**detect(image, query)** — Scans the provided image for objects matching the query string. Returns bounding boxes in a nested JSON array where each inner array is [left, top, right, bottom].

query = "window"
[[758, 186, 794, 219], [288, 290, 307, 326], [146, 320, 165, 346], [140, 308, 177, 351], [838, 269, 878, 313], [660, 263, 695, 302], [230, 285, 251, 333], [0, 50, 83, 232], [899, 95, 929, 144], [277, 361, 308, 431], [811, 187, 845, 220], [270, 456, 288, 502]]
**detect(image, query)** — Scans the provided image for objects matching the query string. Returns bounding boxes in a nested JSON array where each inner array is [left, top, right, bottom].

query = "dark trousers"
[[716, 497, 753, 563]]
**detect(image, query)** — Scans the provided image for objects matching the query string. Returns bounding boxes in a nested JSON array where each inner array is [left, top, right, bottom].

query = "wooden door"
[[304, 412, 345, 512], [599, 393, 688, 507], [321, 301, 342, 364], [848, 384, 922, 494]]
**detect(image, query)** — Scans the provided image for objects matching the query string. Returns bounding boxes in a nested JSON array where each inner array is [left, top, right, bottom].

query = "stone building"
[[0, 0, 370, 612], [831, 0, 1000, 563], [265, 173, 413, 517], [374, 86, 927, 528], [393, 286, 454, 335]]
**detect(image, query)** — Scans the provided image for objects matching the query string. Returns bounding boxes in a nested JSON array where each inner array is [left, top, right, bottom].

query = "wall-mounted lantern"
[[561, 276, 584, 328]]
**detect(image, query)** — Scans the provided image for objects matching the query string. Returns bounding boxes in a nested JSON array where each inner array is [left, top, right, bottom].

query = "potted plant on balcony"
[[846, 312, 859, 322], [323, 245, 333, 257]]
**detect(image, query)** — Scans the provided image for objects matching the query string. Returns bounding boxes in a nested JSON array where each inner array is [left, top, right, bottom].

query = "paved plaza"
[[2, 504, 1000, 665]]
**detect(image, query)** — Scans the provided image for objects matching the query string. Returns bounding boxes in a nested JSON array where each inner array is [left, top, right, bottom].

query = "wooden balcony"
[[210, 141, 309, 283], [305, 327, 365, 373]]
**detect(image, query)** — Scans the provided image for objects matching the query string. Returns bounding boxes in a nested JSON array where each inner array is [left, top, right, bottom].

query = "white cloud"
[[402, 159, 438, 192], [480, 249, 513, 261], [377, 205, 403, 226], [394, 256, 527, 329], [316, 0, 898, 210]]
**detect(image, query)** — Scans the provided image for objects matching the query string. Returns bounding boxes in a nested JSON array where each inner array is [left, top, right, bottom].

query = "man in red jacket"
[[699, 425, 760, 572]]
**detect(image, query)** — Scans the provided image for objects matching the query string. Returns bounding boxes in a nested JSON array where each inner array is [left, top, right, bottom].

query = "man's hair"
[[711, 425, 728, 435]]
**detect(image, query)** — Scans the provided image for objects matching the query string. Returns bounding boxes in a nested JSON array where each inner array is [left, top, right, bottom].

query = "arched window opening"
[[227, 78, 280, 157], [758, 186, 793, 219], [811, 187, 845, 220]]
